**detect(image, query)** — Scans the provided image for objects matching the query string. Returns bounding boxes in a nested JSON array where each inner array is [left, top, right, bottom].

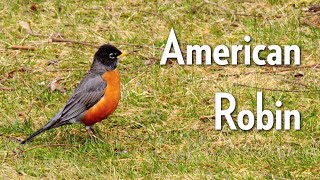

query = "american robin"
[[21, 44, 127, 144]]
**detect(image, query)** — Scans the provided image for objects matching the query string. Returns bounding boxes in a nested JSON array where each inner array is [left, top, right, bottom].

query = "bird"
[[21, 44, 127, 144]]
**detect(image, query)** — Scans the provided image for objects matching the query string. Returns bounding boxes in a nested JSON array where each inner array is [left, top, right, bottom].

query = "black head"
[[93, 44, 123, 70]]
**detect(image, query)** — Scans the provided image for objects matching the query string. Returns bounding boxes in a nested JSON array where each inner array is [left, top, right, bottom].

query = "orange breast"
[[82, 69, 120, 126]]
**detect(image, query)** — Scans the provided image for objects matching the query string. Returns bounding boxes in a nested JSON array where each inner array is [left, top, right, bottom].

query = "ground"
[[0, 0, 319, 179]]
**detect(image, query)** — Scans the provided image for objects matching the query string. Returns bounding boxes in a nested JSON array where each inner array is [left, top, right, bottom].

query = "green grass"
[[0, 0, 319, 179]]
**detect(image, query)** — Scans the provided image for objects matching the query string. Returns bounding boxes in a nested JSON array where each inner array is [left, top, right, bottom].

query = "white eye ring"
[[109, 53, 115, 59]]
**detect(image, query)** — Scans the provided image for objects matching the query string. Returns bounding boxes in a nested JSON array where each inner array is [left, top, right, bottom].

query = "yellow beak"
[[118, 51, 128, 58]]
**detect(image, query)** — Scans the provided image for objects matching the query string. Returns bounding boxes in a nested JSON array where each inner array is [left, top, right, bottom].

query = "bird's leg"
[[90, 125, 103, 137], [89, 126, 95, 134], [85, 125, 106, 144], [86, 125, 97, 140]]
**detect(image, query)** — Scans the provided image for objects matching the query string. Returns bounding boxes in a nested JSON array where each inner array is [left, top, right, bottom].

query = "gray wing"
[[51, 73, 107, 127]]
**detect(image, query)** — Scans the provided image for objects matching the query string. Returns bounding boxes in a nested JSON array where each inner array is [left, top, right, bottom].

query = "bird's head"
[[93, 44, 127, 71]]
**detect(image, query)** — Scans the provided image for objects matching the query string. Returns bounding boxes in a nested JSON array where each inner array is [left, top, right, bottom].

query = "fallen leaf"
[[294, 71, 304, 78], [30, 3, 37, 11], [144, 58, 156, 66], [47, 60, 59, 66], [98, 27, 110, 31], [48, 78, 66, 93], [19, 21, 33, 34], [230, 23, 239, 27], [307, 4, 320, 12], [18, 112, 26, 121], [303, 16, 320, 29], [302, 4, 320, 28]]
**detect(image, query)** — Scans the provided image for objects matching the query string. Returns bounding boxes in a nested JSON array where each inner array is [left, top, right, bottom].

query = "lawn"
[[0, 0, 319, 179]]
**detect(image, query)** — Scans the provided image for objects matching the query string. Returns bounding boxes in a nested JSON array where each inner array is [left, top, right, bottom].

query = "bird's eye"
[[109, 53, 115, 59]]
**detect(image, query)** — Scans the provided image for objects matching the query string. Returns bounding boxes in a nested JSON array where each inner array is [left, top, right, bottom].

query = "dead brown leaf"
[[307, 4, 320, 12], [48, 78, 66, 93], [31, 3, 37, 11], [144, 58, 156, 66], [294, 71, 304, 78], [19, 21, 33, 35]]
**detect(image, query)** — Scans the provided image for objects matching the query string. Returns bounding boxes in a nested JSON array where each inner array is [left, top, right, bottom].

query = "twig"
[[233, 83, 319, 92], [0, 87, 14, 91], [199, 115, 215, 120], [11, 45, 35, 51], [112, 42, 164, 50], [51, 37, 99, 48], [281, 78, 309, 88]]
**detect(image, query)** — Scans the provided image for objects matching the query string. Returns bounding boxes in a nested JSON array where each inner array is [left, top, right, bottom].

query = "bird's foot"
[[90, 127, 95, 134], [85, 125, 106, 144], [86, 125, 97, 141]]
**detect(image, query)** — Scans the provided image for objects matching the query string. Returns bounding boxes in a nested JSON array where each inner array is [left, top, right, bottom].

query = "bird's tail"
[[20, 126, 50, 144], [21, 113, 62, 144]]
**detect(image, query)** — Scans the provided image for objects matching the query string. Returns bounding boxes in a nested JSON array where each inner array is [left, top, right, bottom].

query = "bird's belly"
[[82, 70, 120, 126]]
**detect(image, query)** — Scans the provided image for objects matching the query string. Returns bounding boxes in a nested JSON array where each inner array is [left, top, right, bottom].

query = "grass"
[[0, 0, 319, 179]]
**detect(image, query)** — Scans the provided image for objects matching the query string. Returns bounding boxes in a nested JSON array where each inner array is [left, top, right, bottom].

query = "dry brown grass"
[[0, 0, 319, 179]]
